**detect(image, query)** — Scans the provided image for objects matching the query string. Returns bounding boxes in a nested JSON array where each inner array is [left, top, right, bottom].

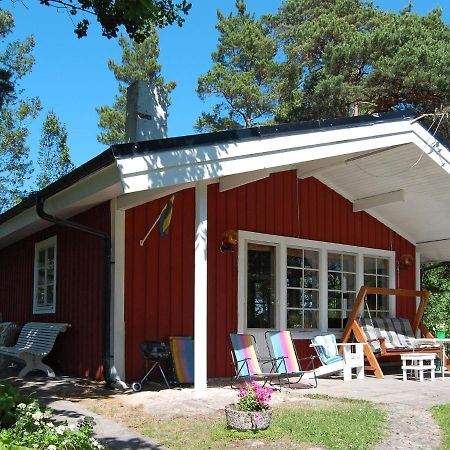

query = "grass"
[[139, 397, 385, 450], [431, 404, 450, 450]]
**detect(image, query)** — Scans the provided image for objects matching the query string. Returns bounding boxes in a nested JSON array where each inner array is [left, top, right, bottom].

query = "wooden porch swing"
[[341, 287, 449, 378]]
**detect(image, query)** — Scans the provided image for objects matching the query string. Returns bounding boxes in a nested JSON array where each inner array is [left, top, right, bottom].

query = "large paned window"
[[247, 244, 276, 328], [241, 232, 395, 335], [286, 248, 319, 329], [363, 256, 390, 317], [33, 236, 57, 314]]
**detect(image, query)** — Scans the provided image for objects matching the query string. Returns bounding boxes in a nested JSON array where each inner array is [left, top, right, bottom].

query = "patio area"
[[2, 365, 449, 449]]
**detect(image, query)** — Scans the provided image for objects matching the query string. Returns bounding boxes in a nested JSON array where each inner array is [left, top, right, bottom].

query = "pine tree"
[[0, 9, 41, 211], [96, 33, 175, 145], [195, 1, 279, 132], [274, 0, 450, 125], [36, 111, 75, 190]]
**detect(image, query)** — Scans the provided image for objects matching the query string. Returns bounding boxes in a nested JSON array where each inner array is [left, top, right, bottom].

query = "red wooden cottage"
[[1, 82, 449, 397]]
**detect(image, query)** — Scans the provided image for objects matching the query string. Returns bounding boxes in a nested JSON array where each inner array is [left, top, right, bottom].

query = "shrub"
[[0, 401, 104, 449], [0, 382, 30, 428]]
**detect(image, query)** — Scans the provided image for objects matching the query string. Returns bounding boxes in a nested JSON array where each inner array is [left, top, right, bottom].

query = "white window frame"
[[237, 231, 395, 339], [33, 236, 57, 314]]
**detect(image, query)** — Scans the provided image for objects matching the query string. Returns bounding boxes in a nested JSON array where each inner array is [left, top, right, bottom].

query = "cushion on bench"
[[358, 317, 416, 352]]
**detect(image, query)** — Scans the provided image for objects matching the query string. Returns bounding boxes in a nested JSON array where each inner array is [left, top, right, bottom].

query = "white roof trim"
[[117, 120, 414, 193]]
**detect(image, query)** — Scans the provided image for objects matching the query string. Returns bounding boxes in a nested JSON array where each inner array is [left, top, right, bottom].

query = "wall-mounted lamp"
[[220, 230, 238, 253], [398, 254, 414, 270]]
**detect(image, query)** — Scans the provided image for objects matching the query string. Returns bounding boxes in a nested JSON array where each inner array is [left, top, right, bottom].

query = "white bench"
[[0, 322, 70, 377], [401, 353, 436, 382]]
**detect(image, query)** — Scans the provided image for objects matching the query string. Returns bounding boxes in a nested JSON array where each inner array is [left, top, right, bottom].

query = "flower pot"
[[225, 403, 272, 431], [436, 330, 446, 339]]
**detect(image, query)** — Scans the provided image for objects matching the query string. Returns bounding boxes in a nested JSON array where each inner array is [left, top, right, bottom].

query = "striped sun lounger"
[[169, 336, 194, 384], [266, 330, 317, 388], [229, 333, 282, 388]]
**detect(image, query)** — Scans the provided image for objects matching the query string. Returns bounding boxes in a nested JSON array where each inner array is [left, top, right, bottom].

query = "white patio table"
[[405, 338, 450, 379]]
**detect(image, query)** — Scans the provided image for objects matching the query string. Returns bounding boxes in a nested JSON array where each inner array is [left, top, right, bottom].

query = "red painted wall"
[[124, 171, 416, 380], [0, 202, 110, 379]]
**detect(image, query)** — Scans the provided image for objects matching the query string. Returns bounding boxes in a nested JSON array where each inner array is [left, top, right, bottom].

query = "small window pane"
[[377, 295, 389, 311], [287, 248, 303, 268], [345, 292, 356, 311], [38, 250, 46, 266], [328, 272, 341, 290], [364, 257, 377, 274], [343, 254, 355, 272], [378, 276, 389, 288], [304, 270, 318, 289], [46, 285, 54, 305], [304, 250, 318, 269], [304, 310, 318, 329], [303, 290, 318, 308], [377, 259, 389, 275], [328, 292, 341, 309], [287, 289, 302, 308], [328, 253, 341, 271], [287, 310, 302, 329], [364, 275, 376, 287], [328, 310, 341, 328], [343, 273, 355, 291], [287, 268, 302, 288]]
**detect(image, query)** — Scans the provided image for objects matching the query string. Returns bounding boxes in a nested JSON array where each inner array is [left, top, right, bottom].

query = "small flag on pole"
[[159, 195, 175, 237]]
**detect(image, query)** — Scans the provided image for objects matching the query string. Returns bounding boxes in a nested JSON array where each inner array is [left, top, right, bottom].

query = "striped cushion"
[[358, 317, 415, 351]]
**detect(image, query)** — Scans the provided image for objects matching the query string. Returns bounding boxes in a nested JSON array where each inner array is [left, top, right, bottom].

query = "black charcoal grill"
[[131, 340, 171, 392]]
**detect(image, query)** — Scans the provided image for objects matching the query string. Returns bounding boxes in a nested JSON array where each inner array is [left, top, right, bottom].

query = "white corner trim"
[[111, 199, 126, 380], [353, 189, 405, 212]]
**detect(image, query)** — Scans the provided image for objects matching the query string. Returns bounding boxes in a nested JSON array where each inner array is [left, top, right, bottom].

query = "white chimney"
[[125, 80, 168, 142]]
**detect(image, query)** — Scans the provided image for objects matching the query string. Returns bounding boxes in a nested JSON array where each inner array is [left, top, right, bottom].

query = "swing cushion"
[[358, 317, 437, 353]]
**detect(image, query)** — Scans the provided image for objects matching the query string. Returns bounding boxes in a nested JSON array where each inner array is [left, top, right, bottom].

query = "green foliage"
[[0, 382, 30, 429], [195, 1, 279, 132], [142, 397, 385, 450], [431, 403, 450, 450], [37, 0, 192, 41], [274, 0, 450, 124], [96, 33, 175, 145], [37, 111, 75, 190], [422, 264, 450, 336], [0, 400, 103, 449], [0, 9, 41, 212]]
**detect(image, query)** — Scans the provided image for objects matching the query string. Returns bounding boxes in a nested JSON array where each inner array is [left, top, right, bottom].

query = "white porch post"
[[194, 182, 208, 399]]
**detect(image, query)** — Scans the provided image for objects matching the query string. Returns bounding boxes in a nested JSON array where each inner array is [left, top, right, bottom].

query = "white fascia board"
[[0, 164, 123, 248], [353, 189, 405, 212], [411, 122, 450, 175], [118, 121, 414, 193], [219, 169, 271, 192]]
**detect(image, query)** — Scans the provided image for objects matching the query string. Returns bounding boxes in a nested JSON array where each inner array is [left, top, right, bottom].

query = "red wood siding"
[[0, 202, 110, 379], [124, 189, 195, 381], [124, 171, 416, 380]]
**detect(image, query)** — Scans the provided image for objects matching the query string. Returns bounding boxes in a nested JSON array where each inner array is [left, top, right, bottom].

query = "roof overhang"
[[1, 112, 450, 263]]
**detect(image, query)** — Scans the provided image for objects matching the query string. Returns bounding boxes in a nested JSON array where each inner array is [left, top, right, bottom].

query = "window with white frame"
[[33, 236, 57, 314], [363, 256, 390, 318], [286, 248, 319, 329], [239, 232, 395, 335]]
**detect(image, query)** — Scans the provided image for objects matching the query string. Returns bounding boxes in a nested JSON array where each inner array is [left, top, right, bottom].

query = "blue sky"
[[7, 0, 450, 168]]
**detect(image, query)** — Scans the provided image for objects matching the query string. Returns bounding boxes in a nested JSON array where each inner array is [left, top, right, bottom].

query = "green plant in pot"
[[225, 382, 273, 431]]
